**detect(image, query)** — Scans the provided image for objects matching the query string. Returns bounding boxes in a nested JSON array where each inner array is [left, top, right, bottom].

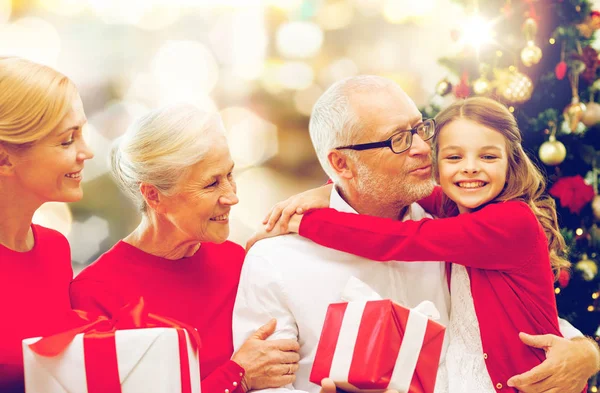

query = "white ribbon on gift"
[[329, 277, 440, 393]]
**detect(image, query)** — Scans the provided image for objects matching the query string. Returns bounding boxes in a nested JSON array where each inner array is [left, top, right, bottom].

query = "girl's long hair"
[[433, 97, 570, 277]]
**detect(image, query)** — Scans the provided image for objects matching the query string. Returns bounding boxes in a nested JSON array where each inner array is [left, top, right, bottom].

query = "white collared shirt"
[[232, 188, 450, 393]]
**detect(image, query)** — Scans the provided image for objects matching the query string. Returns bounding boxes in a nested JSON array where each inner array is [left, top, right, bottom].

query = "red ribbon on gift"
[[28, 298, 201, 393]]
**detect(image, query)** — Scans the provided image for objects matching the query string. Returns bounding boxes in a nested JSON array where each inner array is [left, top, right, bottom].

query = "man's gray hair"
[[308, 75, 395, 180]]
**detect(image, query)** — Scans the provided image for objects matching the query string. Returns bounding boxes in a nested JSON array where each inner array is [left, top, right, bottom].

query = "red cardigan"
[[299, 200, 562, 393], [0, 225, 81, 393], [70, 240, 247, 393]]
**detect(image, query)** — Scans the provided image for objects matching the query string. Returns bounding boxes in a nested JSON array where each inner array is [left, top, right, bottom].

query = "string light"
[[509, 106, 515, 113], [588, 305, 595, 312], [555, 288, 561, 294], [591, 386, 598, 393], [593, 292, 599, 299], [576, 228, 584, 236], [549, 38, 556, 44]]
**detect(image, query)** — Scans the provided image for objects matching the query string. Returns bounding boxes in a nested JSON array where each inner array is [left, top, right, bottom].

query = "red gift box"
[[310, 299, 445, 393]]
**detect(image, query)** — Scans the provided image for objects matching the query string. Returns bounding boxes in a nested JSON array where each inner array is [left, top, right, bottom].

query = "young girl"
[[0, 57, 94, 392], [255, 97, 574, 393]]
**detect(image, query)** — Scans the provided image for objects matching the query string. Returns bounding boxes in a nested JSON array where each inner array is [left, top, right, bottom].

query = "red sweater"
[[70, 240, 246, 393], [299, 201, 562, 393], [0, 225, 80, 393]]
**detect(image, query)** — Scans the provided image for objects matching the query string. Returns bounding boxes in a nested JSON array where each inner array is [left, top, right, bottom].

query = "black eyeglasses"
[[335, 119, 436, 154]]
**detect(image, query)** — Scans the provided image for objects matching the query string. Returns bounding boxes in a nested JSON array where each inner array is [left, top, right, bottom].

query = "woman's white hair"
[[308, 75, 395, 181], [110, 103, 224, 212]]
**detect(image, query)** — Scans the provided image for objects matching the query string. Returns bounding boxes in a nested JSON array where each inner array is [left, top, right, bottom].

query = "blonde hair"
[[433, 97, 570, 277], [0, 57, 78, 147], [110, 104, 223, 212]]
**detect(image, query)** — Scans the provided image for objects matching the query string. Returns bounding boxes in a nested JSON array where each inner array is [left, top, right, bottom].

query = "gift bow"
[[28, 297, 201, 357], [340, 276, 441, 320]]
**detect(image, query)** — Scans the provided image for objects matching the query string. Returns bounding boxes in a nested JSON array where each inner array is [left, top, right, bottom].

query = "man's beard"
[[354, 162, 435, 218]]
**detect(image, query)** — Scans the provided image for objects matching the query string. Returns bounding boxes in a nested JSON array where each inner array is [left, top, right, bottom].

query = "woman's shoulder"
[[201, 240, 245, 260], [199, 241, 245, 277], [32, 224, 69, 249], [73, 241, 129, 283]]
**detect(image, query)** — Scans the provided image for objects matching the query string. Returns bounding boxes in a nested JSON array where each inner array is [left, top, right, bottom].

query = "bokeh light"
[[294, 84, 324, 116], [276, 21, 324, 59], [315, 1, 354, 30], [0, 17, 61, 66], [383, 0, 435, 24], [32, 203, 73, 237], [221, 107, 278, 169], [38, 0, 86, 17], [0, 0, 11, 23], [278, 61, 314, 90]]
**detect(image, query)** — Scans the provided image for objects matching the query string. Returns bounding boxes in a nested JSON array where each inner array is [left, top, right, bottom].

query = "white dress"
[[443, 264, 496, 393]]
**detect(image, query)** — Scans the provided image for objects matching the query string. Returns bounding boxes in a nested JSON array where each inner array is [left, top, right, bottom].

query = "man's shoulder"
[[248, 233, 320, 257]]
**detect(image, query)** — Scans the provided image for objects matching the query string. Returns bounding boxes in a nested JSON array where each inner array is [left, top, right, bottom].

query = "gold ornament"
[[538, 136, 566, 166], [523, 17, 538, 38], [495, 68, 533, 104], [435, 79, 453, 96], [563, 99, 586, 132], [575, 254, 598, 281], [472, 77, 491, 95], [521, 41, 542, 67], [582, 101, 600, 126], [593, 195, 600, 221]]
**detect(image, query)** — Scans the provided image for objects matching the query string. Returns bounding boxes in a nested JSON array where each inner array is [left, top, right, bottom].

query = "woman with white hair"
[[70, 104, 300, 393], [0, 57, 94, 392]]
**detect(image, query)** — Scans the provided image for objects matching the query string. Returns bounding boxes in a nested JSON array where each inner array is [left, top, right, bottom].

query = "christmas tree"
[[423, 0, 600, 379]]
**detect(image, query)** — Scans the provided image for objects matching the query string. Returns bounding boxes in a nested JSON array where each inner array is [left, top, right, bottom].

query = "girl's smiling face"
[[437, 118, 508, 214]]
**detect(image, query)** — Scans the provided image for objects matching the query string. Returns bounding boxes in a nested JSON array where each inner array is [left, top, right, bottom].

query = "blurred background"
[[4, 0, 600, 377], [3, 0, 463, 267]]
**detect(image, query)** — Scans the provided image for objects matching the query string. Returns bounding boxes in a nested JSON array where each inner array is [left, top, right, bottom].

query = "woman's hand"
[[262, 183, 333, 232], [232, 319, 300, 391]]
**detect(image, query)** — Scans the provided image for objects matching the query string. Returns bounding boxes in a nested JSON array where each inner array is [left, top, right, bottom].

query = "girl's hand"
[[262, 183, 333, 233], [246, 215, 302, 252]]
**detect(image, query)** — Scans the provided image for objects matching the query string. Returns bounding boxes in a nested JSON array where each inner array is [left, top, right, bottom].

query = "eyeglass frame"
[[334, 118, 436, 154]]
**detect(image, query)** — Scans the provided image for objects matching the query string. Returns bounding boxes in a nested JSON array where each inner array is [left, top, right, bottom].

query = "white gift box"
[[23, 327, 200, 393]]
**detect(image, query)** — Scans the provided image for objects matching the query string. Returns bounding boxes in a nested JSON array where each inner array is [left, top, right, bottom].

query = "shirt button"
[[233, 382, 238, 387], [483, 353, 488, 359], [496, 383, 503, 389]]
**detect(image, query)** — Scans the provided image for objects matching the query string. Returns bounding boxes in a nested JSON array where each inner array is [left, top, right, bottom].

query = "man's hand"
[[318, 378, 398, 393], [232, 319, 301, 391], [507, 332, 600, 393]]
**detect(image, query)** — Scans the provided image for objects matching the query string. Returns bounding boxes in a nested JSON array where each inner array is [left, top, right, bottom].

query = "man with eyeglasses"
[[232, 75, 598, 393]]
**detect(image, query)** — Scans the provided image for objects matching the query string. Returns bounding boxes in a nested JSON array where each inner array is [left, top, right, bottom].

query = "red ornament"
[[454, 71, 470, 99], [571, 46, 600, 83], [558, 269, 570, 288], [555, 61, 567, 80], [549, 175, 596, 214]]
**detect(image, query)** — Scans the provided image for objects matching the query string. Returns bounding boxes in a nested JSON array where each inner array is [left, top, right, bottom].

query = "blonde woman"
[[0, 57, 94, 392]]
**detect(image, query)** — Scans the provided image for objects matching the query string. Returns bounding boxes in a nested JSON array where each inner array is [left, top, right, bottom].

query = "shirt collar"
[[329, 185, 414, 221]]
